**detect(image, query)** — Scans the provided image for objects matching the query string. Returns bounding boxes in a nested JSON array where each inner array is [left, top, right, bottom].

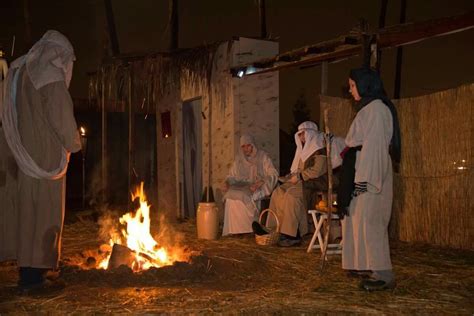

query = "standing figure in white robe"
[[222, 134, 278, 236], [1, 30, 81, 290], [341, 67, 401, 291], [268, 121, 344, 247]]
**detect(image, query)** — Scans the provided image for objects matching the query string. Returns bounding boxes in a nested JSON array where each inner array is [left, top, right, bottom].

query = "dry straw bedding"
[[0, 217, 472, 314]]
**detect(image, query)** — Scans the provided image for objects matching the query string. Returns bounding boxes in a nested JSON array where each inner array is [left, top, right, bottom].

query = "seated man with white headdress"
[[222, 134, 278, 236], [266, 121, 344, 247]]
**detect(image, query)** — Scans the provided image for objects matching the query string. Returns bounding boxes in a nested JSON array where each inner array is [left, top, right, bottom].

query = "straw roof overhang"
[[84, 40, 236, 113], [86, 40, 229, 75], [231, 11, 474, 76]]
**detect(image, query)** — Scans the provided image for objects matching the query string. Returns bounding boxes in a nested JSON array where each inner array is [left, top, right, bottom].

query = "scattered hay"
[[0, 218, 472, 314]]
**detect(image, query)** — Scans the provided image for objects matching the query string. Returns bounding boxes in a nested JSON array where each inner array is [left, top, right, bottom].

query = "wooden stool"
[[307, 209, 342, 255]]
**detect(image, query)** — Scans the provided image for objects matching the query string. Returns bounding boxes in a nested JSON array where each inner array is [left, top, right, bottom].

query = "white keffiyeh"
[[290, 121, 324, 173]]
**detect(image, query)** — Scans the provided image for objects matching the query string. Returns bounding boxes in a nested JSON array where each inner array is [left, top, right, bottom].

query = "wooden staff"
[[320, 108, 333, 273]]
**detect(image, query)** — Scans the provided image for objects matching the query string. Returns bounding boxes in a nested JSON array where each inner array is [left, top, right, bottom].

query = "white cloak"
[[342, 99, 394, 271], [222, 148, 278, 236]]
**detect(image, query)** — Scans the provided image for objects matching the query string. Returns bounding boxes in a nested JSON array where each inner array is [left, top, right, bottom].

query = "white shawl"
[[2, 30, 75, 180], [226, 134, 278, 197]]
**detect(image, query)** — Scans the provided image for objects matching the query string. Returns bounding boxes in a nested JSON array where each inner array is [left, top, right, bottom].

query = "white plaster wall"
[[156, 94, 180, 216], [232, 37, 280, 170], [232, 72, 279, 170], [175, 42, 235, 218], [156, 38, 279, 219]]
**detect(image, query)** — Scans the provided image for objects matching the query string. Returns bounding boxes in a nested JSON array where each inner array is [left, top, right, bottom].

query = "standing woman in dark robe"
[[338, 67, 401, 291]]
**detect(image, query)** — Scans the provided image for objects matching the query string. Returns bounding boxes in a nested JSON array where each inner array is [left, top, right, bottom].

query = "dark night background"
[[1, 1, 473, 207], [0, 5, 473, 312], [1, 0, 473, 132]]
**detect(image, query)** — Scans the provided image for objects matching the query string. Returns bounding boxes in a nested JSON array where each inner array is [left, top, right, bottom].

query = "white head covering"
[[10, 30, 75, 89], [239, 133, 258, 163], [290, 121, 325, 173], [27, 30, 75, 89], [240, 133, 255, 147]]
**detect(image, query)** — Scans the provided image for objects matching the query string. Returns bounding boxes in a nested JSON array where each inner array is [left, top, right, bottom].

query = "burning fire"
[[98, 182, 187, 271]]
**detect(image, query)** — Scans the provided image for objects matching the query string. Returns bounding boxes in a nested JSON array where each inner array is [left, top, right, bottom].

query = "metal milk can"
[[196, 202, 219, 240]]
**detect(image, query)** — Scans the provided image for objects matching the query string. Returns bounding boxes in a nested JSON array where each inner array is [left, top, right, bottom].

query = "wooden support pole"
[[362, 34, 372, 69], [101, 70, 107, 203], [376, 0, 389, 72], [104, 0, 120, 56], [205, 54, 216, 202], [320, 109, 334, 273], [394, 0, 407, 99], [370, 42, 378, 69], [258, 0, 267, 39], [22, 0, 32, 47], [321, 61, 328, 95], [128, 69, 133, 210], [360, 19, 371, 68], [207, 98, 212, 201], [168, 0, 179, 51]]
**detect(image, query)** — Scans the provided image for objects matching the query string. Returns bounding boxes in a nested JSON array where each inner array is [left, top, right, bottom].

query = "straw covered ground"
[[0, 212, 473, 314]]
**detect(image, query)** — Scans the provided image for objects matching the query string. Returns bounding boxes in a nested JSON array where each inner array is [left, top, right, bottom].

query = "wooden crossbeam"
[[244, 45, 361, 76], [377, 11, 474, 48], [231, 11, 474, 76]]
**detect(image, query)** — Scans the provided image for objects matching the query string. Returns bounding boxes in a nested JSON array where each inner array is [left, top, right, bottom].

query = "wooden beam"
[[231, 12, 474, 76], [278, 55, 301, 62], [253, 60, 274, 68], [249, 36, 348, 68], [321, 61, 328, 95], [344, 36, 360, 45], [244, 45, 361, 76], [377, 11, 474, 49]]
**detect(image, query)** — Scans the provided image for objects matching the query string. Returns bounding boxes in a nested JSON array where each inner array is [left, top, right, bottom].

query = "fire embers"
[[73, 246, 110, 269], [107, 244, 137, 270], [94, 182, 190, 272]]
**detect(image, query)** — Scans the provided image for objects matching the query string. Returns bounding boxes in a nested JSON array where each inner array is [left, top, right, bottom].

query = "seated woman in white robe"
[[222, 134, 278, 236], [267, 121, 344, 247]]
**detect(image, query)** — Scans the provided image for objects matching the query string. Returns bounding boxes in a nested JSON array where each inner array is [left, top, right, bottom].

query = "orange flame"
[[98, 182, 186, 271]]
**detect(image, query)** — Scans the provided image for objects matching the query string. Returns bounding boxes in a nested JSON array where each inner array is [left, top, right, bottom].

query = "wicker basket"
[[255, 209, 280, 246]]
